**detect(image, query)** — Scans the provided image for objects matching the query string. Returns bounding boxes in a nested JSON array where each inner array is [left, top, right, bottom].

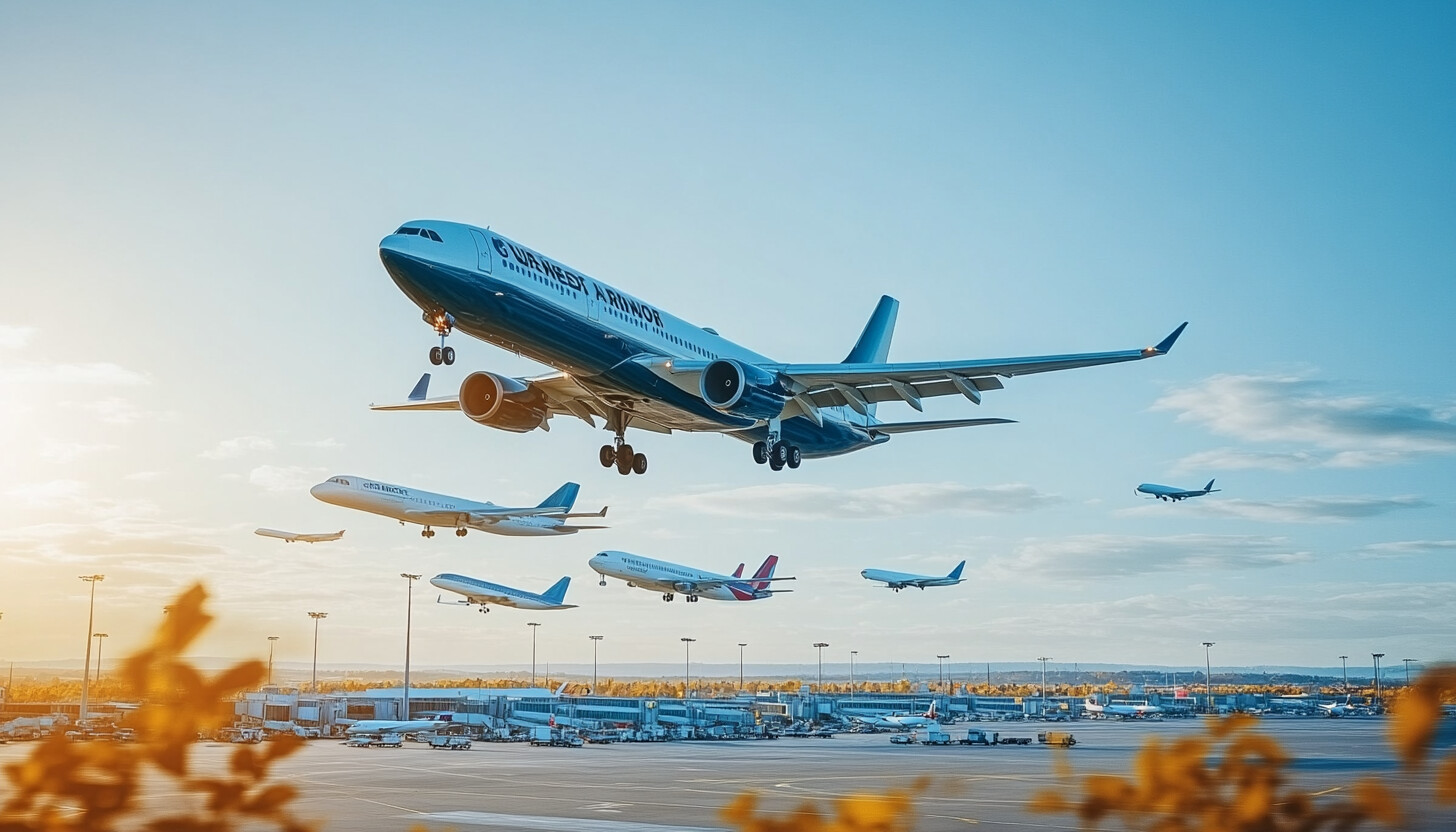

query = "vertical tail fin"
[[750, 555, 779, 591], [948, 561, 966, 580], [538, 482, 580, 511], [1203, 479, 1217, 492], [926, 700, 937, 719], [732, 563, 746, 578], [542, 576, 571, 605], [842, 296, 899, 364]]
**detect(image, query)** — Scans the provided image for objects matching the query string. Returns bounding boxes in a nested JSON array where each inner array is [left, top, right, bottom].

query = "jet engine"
[[459, 372, 549, 433], [672, 581, 699, 595], [699, 359, 789, 420]]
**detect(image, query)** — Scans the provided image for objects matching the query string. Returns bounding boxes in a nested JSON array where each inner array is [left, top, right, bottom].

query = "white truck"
[[919, 729, 953, 746], [429, 735, 472, 750]]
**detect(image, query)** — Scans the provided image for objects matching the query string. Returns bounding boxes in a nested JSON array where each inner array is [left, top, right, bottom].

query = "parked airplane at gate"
[[431, 573, 576, 612], [253, 528, 344, 543], [850, 701, 941, 730], [1319, 696, 1357, 718], [1083, 697, 1162, 718], [861, 561, 966, 591], [309, 476, 607, 538], [370, 221, 1187, 474], [588, 551, 793, 602], [1136, 479, 1220, 502]]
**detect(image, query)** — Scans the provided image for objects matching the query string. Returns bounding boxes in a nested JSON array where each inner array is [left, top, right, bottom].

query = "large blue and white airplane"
[[431, 573, 576, 613], [371, 221, 1187, 474], [861, 561, 966, 591], [310, 476, 607, 538], [1135, 479, 1220, 502]]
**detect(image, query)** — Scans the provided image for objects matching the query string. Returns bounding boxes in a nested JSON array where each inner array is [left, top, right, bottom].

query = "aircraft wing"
[[647, 323, 1185, 417], [688, 576, 797, 591], [403, 507, 569, 527], [371, 372, 673, 433]]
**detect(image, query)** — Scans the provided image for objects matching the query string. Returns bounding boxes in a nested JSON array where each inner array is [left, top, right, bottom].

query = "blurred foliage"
[[722, 779, 926, 832], [0, 584, 313, 832]]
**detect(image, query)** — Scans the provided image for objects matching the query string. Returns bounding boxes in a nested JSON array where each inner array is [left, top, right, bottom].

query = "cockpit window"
[[425, 229, 443, 242], [394, 226, 442, 242]]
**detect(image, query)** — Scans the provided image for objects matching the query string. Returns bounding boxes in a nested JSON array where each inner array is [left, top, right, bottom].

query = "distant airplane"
[[370, 221, 1186, 474], [851, 701, 940, 730], [861, 561, 966, 591], [253, 528, 345, 544], [431, 573, 576, 613], [310, 476, 606, 538], [588, 551, 794, 603], [1319, 696, 1357, 718], [1083, 697, 1162, 718], [1136, 479, 1220, 502]]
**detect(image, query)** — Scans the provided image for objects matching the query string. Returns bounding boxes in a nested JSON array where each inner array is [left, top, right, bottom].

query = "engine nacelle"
[[459, 372, 549, 433], [699, 359, 789, 420], [672, 581, 698, 595]]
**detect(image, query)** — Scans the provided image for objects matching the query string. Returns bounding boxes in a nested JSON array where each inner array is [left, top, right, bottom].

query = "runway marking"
[[581, 802, 632, 812], [412, 811, 725, 831], [356, 796, 424, 814], [1310, 787, 1344, 797]]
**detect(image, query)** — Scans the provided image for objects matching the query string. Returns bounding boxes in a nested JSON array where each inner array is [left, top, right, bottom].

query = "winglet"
[[1147, 322, 1188, 356], [407, 373, 431, 401]]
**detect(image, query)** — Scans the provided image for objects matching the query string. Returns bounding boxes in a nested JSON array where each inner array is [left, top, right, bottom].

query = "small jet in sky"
[[1135, 479, 1220, 502], [253, 528, 345, 543], [589, 551, 794, 603], [861, 561, 966, 591], [431, 573, 576, 613], [310, 475, 607, 538], [371, 221, 1186, 474]]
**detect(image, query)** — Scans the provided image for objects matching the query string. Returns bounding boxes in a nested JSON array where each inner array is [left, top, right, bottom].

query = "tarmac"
[[5, 717, 1454, 830]]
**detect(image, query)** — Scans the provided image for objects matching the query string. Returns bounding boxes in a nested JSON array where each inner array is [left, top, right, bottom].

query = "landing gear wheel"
[[599, 579, 607, 587], [429, 346, 443, 365], [752, 441, 768, 465], [769, 456, 784, 472], [599, 445, 616, 468], [442, 346, 455, 365], [770, 442, 788, 467], [422, 528, 435, 538], [632, 452, 648, 475], [456, 528, 467, 537], [663, 592, 674, 602], [786, 446, 802, 469], [616, 443, 635, 475]]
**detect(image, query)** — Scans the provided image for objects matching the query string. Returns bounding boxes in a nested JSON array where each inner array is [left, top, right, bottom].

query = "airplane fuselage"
[[589, 550, 774, 602], [430, 573, 574, 611], [310, 475, 575, 537], [379, 223, 882, 458]]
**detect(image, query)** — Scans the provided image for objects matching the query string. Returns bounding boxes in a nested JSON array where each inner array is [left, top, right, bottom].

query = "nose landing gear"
[[426, 310, 456, 365]]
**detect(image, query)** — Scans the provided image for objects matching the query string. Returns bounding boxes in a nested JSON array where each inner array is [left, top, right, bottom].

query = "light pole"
[[1339, 655, 1348, 691], [1372, 653, 1384, 708], [93, 633, 108, 683], [681, 638, 695, 697], [78, 575, 104, 724], [1037, 656, 1051, 703], [1202, 642, 1215, 714], [1402, 658, 1417, 687], [850, 650, 858, 698], [937, 655, 950, 689], [813, 642, 829, 693], [527, 623, 541, 687], [401, 573, 420, 720], [737, 643, 747, 692], [590, 635, 604, 691], [307, 612, 327, 692], [267, 636, 280, 686]]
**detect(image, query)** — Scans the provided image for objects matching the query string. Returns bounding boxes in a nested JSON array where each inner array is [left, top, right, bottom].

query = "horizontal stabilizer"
[[870, 418, 1015, 435]]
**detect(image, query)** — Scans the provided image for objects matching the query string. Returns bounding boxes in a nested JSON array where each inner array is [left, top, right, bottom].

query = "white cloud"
[[0, 325, 36, 350], [39, 441, 118, 464], [82, 396, 172, 425], [992, 533, 1312, 579], [247, 465, 323, 494], [201, 435, 276, 460], [1355, 540, 1456, 559], [1154, 374, 1456, 468], [3, 479, 89, 510], [1121, 496, 1432, 524], [1174, 448, 1321, 473], [648, 482, 1061, 519], [293, 437, 344, 449], [123, 471, 163, 482]]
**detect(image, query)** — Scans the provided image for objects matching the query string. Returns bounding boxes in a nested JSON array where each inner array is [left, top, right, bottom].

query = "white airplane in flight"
[[431, 573, 576, 613], [310, 476, 607, 538], [861, 561, 966, 591], [253, 528, 345, 543], [1136, 479, 1220, 502], [1083, 697, 1163, 718], [588, 551, 793, 602], [370, 221, 1186, 474]]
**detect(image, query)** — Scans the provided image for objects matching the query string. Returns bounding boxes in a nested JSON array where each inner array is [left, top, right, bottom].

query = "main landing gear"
[[751, 419, 801, 472], [478, 606, 490, 614], [660, 592, 698, 603], [426, 310, 456, 366], [599, 418, 648, 476], [456, 528, 467, 537], [421, 527, 436, 538]]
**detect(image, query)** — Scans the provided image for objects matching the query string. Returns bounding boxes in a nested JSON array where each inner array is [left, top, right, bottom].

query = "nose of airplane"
[[309, 482, 330, 501]]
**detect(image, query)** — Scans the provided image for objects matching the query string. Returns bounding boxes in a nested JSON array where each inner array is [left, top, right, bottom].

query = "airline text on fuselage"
[[492, 236, 664, 328], [363, 482, 409, 496]]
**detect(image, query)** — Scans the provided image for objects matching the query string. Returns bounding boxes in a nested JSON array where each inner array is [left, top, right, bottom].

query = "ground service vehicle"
[[1038, 731, 1077, 747], [429, 735, 472, 750], [961, 729, 998, 746], [374, 733, 404, 748], [920, 729, 953, 745]]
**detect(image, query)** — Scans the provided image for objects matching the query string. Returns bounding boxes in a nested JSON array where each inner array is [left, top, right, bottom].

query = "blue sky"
[[1, 2, 1452, 676]]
